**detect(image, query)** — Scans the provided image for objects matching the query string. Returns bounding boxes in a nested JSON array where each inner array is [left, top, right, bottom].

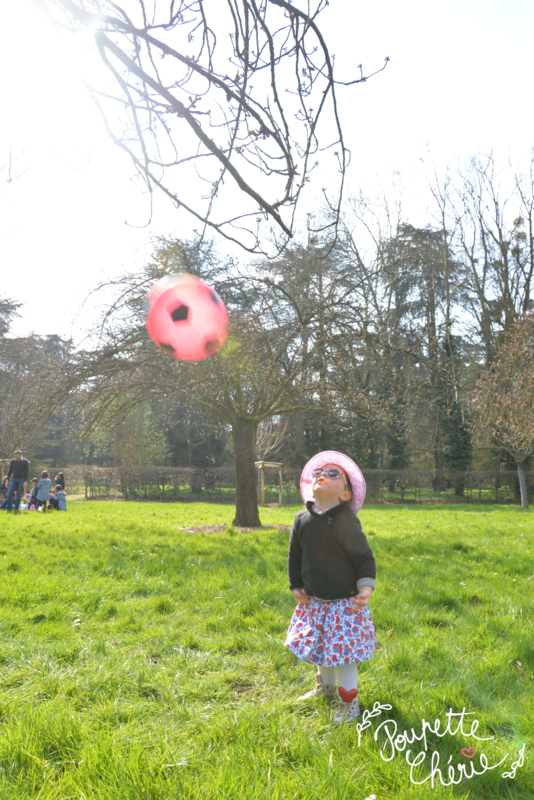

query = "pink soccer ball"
[[145, 274, 229, 361]]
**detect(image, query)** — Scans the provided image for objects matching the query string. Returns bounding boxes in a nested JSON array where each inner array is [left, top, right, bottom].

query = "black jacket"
[[7, 458, 29, 483], [288, 501, 376, 600]]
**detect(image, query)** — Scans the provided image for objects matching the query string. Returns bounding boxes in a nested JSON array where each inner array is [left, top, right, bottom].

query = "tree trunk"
[[454, 473, 465, 497], [432, 431, 445, 491], [517, 463, 529, 509], [293, 412, 305, 462], [232, 423, 261, 527]]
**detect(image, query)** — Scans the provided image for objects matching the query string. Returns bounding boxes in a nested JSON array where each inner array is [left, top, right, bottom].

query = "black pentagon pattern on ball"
[[159, 342, 175, 355], [171, 303, 189, 322]]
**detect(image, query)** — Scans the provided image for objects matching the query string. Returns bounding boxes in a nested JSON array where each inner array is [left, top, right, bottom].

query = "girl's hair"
[[55, 484, 64, 492], [41, 470, 48, 479], [56, 472, 64, 480], [32, 477, 38, 483]]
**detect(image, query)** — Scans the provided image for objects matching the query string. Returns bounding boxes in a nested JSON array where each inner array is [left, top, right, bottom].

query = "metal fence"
[[58, 465, 534, 505]]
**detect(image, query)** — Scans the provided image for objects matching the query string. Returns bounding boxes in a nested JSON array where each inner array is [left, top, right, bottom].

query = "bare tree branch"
[[38, 0, 388, 254]]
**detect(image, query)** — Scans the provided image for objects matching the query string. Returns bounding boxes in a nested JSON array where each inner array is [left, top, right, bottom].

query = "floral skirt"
[[285, 597, 376, 666]]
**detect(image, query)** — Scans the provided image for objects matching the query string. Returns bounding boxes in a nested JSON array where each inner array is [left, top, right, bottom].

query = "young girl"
[[36, 470, 52, 512], [285, 451, 376, 722]]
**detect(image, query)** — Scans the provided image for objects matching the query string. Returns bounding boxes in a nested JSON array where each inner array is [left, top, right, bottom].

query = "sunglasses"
[[311, 468, 350, 491]]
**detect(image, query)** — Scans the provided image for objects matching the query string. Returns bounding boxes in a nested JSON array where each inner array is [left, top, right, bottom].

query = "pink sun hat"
[[300, 450, 366, 514]]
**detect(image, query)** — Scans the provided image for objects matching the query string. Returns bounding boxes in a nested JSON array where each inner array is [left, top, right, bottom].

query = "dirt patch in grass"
[[176, 524, 290, 533]]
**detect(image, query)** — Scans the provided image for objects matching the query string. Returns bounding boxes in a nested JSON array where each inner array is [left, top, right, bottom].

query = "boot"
[[333, 686, 360, 722], [297, 672, 336, 701]]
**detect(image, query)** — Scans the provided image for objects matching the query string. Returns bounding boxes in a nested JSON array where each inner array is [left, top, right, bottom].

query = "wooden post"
[[255, 461, 283, 507]]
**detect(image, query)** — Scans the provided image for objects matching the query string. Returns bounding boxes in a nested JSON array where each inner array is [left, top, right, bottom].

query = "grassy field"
[[0, 501, 532, 799]]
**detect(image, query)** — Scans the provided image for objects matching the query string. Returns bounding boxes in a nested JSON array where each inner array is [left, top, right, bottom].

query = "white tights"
[[318, 663, 358, 691]]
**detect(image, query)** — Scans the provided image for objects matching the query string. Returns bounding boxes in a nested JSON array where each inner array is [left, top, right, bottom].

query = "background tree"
[[40, 0, 387, 254], [255, 416, 285, 462], [432, 153, 534, 477], [162, 398, 230, 469], [471, 315, 534, 508], [81, 402, 171, 466], [69, 237, 342, 525], [453, 153, 534, 362], [435, 336, 472, 495], [0, 300, 70, 458]]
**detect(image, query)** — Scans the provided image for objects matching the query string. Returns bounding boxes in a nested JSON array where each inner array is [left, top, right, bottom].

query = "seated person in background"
[[55, 485, 67, 511], [21, 492, 32, 509], [48, 485, 58, 510], [1, 490, 16, 510], [0, 477, 8, 500], [30, 478, 39, 508]]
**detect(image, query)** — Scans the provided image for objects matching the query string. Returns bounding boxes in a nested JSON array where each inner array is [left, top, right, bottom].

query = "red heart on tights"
[[338, 687, 358, 703]]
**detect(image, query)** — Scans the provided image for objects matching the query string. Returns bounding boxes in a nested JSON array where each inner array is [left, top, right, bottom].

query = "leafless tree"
[[38, 0, 388, 255], [0, 334, 69, 457], [453, 153, 534, 361], [255, 415, 285, 460], [471, 315, 534, 508]]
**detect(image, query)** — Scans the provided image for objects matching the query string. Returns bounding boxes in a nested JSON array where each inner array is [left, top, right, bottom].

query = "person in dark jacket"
[[29, 478, 39, 508], [284, 451, 376, 723], [5, 450, 30, 512]]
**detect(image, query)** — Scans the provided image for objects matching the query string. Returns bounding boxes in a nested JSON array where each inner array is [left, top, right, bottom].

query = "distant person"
[[0, 476, 8, 501], [29, 478, 39, 508], [21, 492, 32, 509], [36, 470, 52, 512], [55, 485, 67, 511], [49, 485, 59, 510], [5, 450, 30, 512], [1, 490, 17, 510], [54, 472, 65, 491]]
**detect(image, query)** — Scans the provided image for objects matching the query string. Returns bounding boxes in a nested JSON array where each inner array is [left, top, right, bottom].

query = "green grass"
[[0, 501, 532, 799]]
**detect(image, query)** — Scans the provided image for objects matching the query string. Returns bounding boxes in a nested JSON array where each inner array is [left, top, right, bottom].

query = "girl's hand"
[[292, 589, 311, 605], [352, 587, 373, 610]]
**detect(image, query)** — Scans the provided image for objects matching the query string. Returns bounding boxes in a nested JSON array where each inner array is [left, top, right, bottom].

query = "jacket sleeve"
[[7, 460, 15, 481], [23, 460, 29, 482], [287, 515, 304, 591], [337, 514, 376, 587]]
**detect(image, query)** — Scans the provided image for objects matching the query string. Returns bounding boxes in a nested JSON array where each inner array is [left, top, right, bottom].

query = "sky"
[[1, 0, 533, 340]]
